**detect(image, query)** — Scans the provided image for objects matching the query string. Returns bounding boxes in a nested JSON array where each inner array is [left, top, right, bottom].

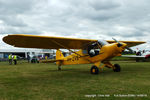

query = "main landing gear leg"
[[103, 61, 121, 72]]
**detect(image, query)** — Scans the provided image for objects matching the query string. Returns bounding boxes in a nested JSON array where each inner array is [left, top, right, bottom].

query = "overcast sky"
[[0, 0, 150, 50]]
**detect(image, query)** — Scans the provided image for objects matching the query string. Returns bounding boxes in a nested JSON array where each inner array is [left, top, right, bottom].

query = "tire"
[[91, 66, 99, 74], [113, 64, 121, 72], [58, 67, 61, 70], [58, 66, 61, 70]]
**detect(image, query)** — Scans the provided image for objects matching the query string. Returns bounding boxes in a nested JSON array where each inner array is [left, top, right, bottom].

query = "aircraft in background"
[[122, 50, 150, 61], [3, 34, 145, 74]]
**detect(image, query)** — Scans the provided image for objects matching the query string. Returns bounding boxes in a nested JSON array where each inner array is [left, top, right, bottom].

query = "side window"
[[88, 42, 101, 57], [82, 50, 88, 54]]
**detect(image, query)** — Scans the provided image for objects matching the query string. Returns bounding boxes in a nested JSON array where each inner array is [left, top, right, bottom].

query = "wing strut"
[[51, 40, 92, 63], [51, 40, 82, 57]]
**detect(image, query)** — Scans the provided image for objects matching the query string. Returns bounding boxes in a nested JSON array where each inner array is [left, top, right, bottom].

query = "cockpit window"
[[83, 40, 109, 57], [98, 40, 108, 46], [87, 42, 101, 57], [86, 40, 109, 57]]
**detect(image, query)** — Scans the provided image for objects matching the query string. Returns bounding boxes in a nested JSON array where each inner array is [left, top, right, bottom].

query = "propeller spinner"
[[112, 38, 133, 53]]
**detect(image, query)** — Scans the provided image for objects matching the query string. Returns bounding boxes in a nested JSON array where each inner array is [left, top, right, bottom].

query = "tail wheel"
[[91, 66, 99, 74], [58, 66, 61, 70], [113, 64, 121, 72]]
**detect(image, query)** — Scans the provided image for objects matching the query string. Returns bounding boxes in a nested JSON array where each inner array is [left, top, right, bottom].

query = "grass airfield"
[[0, 61, 150, 100]]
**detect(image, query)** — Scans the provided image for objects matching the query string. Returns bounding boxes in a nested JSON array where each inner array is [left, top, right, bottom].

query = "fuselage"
[[60, 42, 127, 65]]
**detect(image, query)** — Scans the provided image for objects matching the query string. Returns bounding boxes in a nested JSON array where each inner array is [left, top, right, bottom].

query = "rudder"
[[56, 49, 64, 60]]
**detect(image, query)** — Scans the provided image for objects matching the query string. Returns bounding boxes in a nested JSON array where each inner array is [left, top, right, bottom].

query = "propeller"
[[125, 46, 134, 53], [112, 38, 133, 53], [112, 38, 122, 47]]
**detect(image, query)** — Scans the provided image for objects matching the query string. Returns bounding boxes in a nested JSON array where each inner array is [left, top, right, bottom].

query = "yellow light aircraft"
[[3, 34, 145, 74]]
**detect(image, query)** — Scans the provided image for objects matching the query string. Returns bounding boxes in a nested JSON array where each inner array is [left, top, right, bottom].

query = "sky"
[[0, 0, 150, 50]]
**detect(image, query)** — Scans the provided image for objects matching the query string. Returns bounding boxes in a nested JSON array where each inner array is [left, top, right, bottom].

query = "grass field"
[[0, 61, 150, 100]]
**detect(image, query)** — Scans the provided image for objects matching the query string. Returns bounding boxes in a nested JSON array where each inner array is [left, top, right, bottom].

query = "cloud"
[[0, 15, 27, 27], [89, 0, 120, 11], [0, 0, 35, 14], [0, 0, 150, 50]]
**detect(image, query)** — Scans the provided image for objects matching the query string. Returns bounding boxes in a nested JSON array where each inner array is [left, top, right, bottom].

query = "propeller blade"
[[112, 37, 117, 42], [112, 38, 122, 47], [112, 38, 133, 53], [125, 46, 133, 53]]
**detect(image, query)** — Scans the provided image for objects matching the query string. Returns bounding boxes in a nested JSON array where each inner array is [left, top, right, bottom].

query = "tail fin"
[[56, 49, 64, 60]]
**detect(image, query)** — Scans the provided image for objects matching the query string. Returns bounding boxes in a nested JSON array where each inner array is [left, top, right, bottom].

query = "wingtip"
[[2, 35, 14, 45], [2, 35, 8, 43]]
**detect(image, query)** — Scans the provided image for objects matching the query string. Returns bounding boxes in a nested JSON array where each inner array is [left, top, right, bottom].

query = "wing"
[[3, 34, 146, 49], [107, 40, 145, 47], [3, 34, 97, 49]]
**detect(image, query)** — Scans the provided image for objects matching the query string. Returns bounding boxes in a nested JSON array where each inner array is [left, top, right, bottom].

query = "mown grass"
[[0, 61, 150, 100]]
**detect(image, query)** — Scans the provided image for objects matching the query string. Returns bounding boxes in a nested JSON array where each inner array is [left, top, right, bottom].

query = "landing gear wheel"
[[58, 66, 61, 70], [113, 64, 121, 72], [91, 66, 99, 74]]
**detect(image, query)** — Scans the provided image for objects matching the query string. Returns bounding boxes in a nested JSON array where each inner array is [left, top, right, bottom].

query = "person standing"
[[13, 55, 17, 65], [45, 56, 48, 60], [8, 54, 12, 65], [27, 54, 30, 63]]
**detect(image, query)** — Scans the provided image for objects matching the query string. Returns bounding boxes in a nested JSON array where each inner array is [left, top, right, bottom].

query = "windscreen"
[[98, 40, 109, 46]]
